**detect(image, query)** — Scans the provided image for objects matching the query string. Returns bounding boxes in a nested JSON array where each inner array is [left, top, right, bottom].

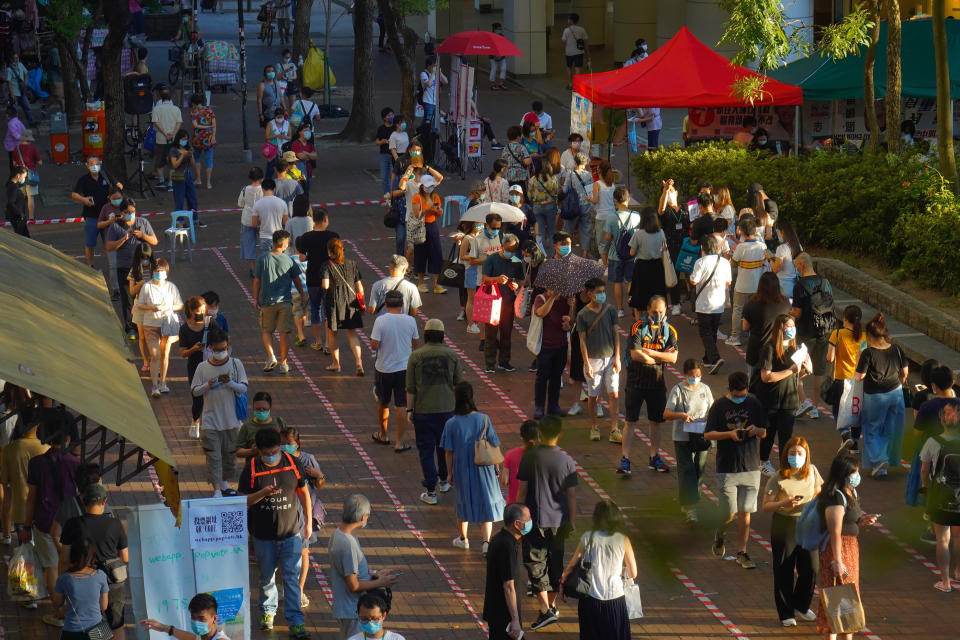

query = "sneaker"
[[547, 406, 568, 417], [452, 536, 470, 549], [167, 184, 174, 192], [417, 284, 430, 293], [159, 382, 170, 393], [482, 540, 489, 556], [707, 358, 725, 375], [781, 618, 797, 627], [498, 363, 517, 372], [724, 337, 741, 346], [921, 527, 937, 544], [760, 460, 776, 476], [589, 427, 601, 441], [260, 614, 275, 631], [433, 286, 447, 294], [263, 358, 279, 372], [794, 399, 814, 417], [528, 360, 538, 372], [189, 423, 200, 439], [534, 408, 545, 419], [671, 304, 682, 316], [485, 367, 496, 374], [420, 491, 438, 505], [649, 454, 669, 473], [151, 386, 161, 398], [616, 457, 632, 476], [197, 221, 209, 229], [736, 551, 756, 569], [716, 330, 728, 340], [609, 428, 623, 444], [438, 481, 452, 493], [222, 488, 238, 497], [567, 402, 583, 416], [289, 623, 310, 639], [277, 362, 290, 374], [456, 309, 466, 321], [22, 600, 38, 609], [491, 143, 505, 150], [794, 609, 817, 622], [530, 607, 560, 630], [300, 592, 310, 608], [809, 407, 820, 419], [712, 529, 725, 557], [871, 462, 888, 478], [466, 322, 481, 334], [42, 615, 64, 627]]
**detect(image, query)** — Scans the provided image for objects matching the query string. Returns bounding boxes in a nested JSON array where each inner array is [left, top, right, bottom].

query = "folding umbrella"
[[459, 202, 527, 224], [534, 255, 606, 297]]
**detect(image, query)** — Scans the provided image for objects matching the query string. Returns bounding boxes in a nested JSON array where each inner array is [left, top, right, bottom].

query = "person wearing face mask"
[[532, 286, 571, 419], [141, 592, 231, 640], [704, 371, 768, 570], [169, 130, 202, 227], [129, 244, 159, 372], [257, 65, 282, 129], [239, 428, 312, 639], [388, 115, 409, 161], [411, 174, 446, 294], [150, 86, 182, 188], [762, 437, 823, 627], [278, 48, 297, 92], [96, 186, 126, 299], [484, 159, 510, 203], [292, 124, 317, 192], [202, 290, 230, 332], [189, 92, 217, 189], [265, 107, 290, 179], [501, 126, 532, 191], [752, 314, 811, 476], [106, 198, 158, 339], [135, 258, 183, 397], [375, 108, 396, 194], [280, 427, 326, 606], [348, 593, 405, 640], [4, 165, 30, 238], [179, 296, 212, 438], [662, 359, 715, 523], [604, 188, 641, 316], [750, 127, 777, 155], [577, 278, 621, 442], [484, 503, 531, 639], [72, 155, 121, 268], [329, 494, 400, 639], [481, 233, 524, 372], [235, 391, 288, 458], [816, 450, 877, 639]]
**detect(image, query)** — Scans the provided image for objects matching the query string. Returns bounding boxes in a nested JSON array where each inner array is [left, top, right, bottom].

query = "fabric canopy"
[[769, 18, 960, 100], [572, 26, 803, 108], [0, 231, 175, 465]]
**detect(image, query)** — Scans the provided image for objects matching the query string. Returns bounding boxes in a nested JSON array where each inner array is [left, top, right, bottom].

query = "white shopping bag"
[[623, 578, 643, 619], [836, 378, 863, 431]]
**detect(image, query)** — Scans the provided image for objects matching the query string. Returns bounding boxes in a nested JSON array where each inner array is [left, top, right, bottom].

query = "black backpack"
[[800, 277, 837, 338], [928, 435, 960, 515]]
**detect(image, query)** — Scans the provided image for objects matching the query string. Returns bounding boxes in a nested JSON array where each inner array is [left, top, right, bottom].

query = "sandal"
[[311, 342, 323, 351], [140, 363, 150, 373], [294, 338, 307, 347], [935, 581, 952, 593], [356, 368, 365, 377], [325, 364, 341, 372], [372, 432, 392, 446], [394, 443, 412, 453]]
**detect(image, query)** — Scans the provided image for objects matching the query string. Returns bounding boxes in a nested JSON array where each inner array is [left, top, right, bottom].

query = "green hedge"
[[632, 143, 960, 292]]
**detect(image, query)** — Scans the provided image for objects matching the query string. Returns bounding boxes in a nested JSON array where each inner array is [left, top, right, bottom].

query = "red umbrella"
[[434, 30, 524, 57]]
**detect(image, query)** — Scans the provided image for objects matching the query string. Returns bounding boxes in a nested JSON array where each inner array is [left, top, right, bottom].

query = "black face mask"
[[194, 314, 204, 322]]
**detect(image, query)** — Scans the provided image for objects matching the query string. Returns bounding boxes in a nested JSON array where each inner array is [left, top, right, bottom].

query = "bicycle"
[[257, 2, 275, 46], [168, 30, 204, 89]]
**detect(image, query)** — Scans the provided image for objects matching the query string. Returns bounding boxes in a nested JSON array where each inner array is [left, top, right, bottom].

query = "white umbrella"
[[459, 202, 527, 224]]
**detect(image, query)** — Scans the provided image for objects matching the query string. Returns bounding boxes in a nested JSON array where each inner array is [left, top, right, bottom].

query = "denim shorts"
[[607, 258, 635, 283], [194, 147, 214, 169], [83, 217, 100, 248]]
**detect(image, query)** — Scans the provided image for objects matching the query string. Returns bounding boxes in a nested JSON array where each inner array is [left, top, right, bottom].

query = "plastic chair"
[[164, 227, 193, 264], [442, 195, 470, 227], [171, 210, 196, 243]]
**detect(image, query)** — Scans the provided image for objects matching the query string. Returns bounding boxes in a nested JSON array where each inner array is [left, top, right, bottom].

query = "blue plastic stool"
[[442, 195, 470, 227], [171, 210, 196, 243]]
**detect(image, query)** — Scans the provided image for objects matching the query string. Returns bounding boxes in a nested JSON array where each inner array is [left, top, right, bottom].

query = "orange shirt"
[[413, 193, 442, 224]]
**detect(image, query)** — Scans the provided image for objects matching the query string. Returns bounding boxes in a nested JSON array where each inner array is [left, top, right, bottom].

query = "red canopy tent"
[[572, 26, 803, 108]]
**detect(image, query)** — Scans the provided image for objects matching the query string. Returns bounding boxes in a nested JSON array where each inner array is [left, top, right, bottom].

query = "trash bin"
[[49, 111, 69, 164], [82, 102, 105, 158]]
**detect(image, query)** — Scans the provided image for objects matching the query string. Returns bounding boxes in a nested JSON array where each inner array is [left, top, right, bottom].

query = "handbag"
[[407, 214, 426, 244], [15, 147, 39, 186], [561, 532, 593, 600], [101, 557, 128, 584], [160, 310, 181, 337], [232, 358, 248, 420], [662, 244, 678, 288], [65, 593, 113, 640], [513, 263, 534, 318], [819, 579, 865, 634], [437, 242, 465, 288], [261, 142, 278, 160], [472, 283, 503, 326], [526, 296, 544, 356], [623, 577, 643, 619], [474, 416, 504, 466], [821, 375, 840, 407]]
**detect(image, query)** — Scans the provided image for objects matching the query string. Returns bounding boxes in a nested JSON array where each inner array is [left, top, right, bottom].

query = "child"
[[280, 428, 326, 608], [501, 420, 539, 503], [347, 592, 405, 640], [141, 592, 230, 639], [202, 290, 230, 333]]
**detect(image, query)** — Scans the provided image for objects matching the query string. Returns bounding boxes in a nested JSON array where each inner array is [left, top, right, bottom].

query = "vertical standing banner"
[[467, 119, 483, 157], [449, 58, 461, 124], [127, 498, 250, 640], [570, 93, 593, 147], [456, 64, 475, 128]]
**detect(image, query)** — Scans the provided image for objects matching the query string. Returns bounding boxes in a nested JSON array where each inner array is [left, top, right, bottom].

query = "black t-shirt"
[[376, 125, 393, 154], [705, 395, 767, 473], [73, 173, 111, 219], [855, 344, 905, 394], [60, 512, 128, 564], [516, 445, 578, 528], [819, 489, 862, 537], [481, 253, 524, 286], [691, 211, 715, 243], [178, 321, 207, 373], [482, 528, 523, 625], [626, 319, 678, 389], [750, 342, 799, 410], [742, 298, 791, 366], [238, 453, 307, 540], [296, 229, 340, 286]]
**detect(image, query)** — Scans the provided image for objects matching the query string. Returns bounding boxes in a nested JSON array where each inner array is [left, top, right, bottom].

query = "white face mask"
[[211, 349, 229, 360]]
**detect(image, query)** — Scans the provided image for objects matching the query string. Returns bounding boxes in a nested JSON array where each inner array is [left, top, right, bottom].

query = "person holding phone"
[[762, 437, 823, 627], [179, 296, 211, 438]]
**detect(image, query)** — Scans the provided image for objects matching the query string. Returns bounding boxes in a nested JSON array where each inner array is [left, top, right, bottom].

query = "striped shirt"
[[732, 238, 767, 294]]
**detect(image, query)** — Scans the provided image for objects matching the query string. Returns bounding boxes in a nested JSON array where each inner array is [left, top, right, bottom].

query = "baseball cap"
[[508, 184, 524, 195], [424, 318, 445, 332], [83, 483, 108, 505]]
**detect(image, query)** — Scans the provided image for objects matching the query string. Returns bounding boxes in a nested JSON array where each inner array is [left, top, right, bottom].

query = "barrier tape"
[[210, 248, 488, 637], [343, 239, 752, 640]]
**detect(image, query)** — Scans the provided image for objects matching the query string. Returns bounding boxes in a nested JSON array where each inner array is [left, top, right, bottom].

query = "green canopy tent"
[[770, 17, 960, 99]]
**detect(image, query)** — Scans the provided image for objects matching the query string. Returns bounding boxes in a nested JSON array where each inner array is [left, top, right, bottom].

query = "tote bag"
[[819, 580, 865, 634], [437, 243, 465, 288], [662, 244, 678, 288], [472, 284, 503, 326]]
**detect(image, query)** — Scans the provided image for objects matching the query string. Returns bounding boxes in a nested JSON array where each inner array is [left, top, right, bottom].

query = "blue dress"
[[440, 413, 506, 523]]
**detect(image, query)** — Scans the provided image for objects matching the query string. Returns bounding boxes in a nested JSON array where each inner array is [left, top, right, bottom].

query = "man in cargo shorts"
[[253, 229, 304, 374]]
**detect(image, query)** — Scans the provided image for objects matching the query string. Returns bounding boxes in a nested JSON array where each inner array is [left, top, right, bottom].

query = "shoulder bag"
[[407, 192, 427, 245], [232, 358, 248, 420], [437, 242, 466, 288], [474, 416, 504, 466], [330, 262, 366, 310], [695, 255, 721, 303], [373, 278, 404, 314], [662, 241, 678, 288], [526, 294, 544, 356], [65, 592, 114, 640], [561, 532, 594, 600], [15, 146, 39, 186]]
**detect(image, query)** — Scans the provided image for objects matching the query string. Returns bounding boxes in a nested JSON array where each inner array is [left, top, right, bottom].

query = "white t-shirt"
[[560, 148, 578, 172], [368, 276, 422, 316], [253, 195, 289, 240], [191, 358, 248, 431], [420, 70, 440, 105], [690, 254, 732, 314], [562, 25, 588, 56], [388, 131, 410, 155], [521, 111, 553, 131], [371, 313, 419, 373], [732, 238, 768, 293], [774, 243, 797, 297], [136, 280, 183, 327]]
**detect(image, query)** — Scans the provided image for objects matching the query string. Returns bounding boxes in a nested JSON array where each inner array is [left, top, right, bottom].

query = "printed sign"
[[803, 97, 960, 141], [188, 502, 247, 549], [686, 105, 795, 141], [570, 93, 593, 146], [208, 587, 244, 622], [467, 119, 483, 157]]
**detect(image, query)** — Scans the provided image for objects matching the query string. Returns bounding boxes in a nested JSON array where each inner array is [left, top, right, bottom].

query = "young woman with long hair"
[[768, 219, 803, 301], [321, 237, 365, 375], [741, 271, 791, 379]]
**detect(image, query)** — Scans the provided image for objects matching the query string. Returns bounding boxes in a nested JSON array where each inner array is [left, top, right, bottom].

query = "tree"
[[332, 0, 376, 141], [863, 0, 881, 151], [47, 0, 98, 118], [102, 1, 133, 181], [885, 0, 902, 154], [292, 0, 314, 70], [377, 0, 421, 122], [933, 0, 958, 192]]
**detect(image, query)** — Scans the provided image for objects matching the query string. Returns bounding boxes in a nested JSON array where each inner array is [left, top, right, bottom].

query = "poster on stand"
[[455, 64, 475, 128], [467, 119, 483, 157], [570, 93, 593, 147]]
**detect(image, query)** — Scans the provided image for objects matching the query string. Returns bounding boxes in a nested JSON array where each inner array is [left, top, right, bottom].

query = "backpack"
[[797, 489, 846, 551], [674, 239, 700, 275], [799, 277, 837, 338], [614, 212, 636, 261], [560, 172, 585, 220], [928, 435, 960, 515]]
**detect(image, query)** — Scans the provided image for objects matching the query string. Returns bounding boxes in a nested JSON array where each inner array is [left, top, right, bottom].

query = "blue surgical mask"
[[124, 213, 136, 222], [474, 224, 483, 232], [267, 71, 276, 79], [848, 472, 861, 488], [360, 620, 382, 635], [262, 453, 281, 465], [303, 130, 312, 140], [90, 164, 100, 173], [557, 245, 572, 257], [509, 194, 521, 205], [153, 271, 167, 282], [520, 520, 533, 535], [485, 228, 498, 238], [190, 620, 211, 636], [400, 122, 407, 131], [594, 292, 606, 304], [283, 57, 291, 63], [254, 410, 271, 421], [784, 326, 797, 340], [502, 250, 515, 259], [686, 376, 701, 386], [179, 139, 188, 147], [730, 394, 746, 404], [787, 454, 806, 469], [110, 198, 122, 206], [281, 444, 297, 455]]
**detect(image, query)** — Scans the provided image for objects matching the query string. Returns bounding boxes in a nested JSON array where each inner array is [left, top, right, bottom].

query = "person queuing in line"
[[106, 198, 158, 340], [827, 305, 867, 440], [202, 290, 229, 333], [768, 219, 802, 302], [235, 391, 288, 459], [296, 207, 339, 354], [4, 165, 30, 237], [559, 500, 638, 640], [368, 254, 422, 318], [168, 129, 202, 227], [908, 365, 956, 522], [920, 402, 960, 592], [265, 107, 291, 179], [51, 539, 109, 639], [191, 325, 247, 497], [419, 55, 447, 127], [238, 166, 265, 277], [457, 221, 483, 332], [604, 188, 641, 317], [484, 159, 510, 203], [407, 318, 463, 505], [527, 154, 561, 256], [501, 421, 539, 505], [742, 272, 792, 381], [761, 436, 822, 627], [95, 186, 124, 299], [441, 382, 506, 553], [253, 230, 304, 375], [689, 235, 732, 375], [141, 592, 232, 640], [662, 359, 714, 523], [322, 237, 365, 375], [659, 179, 690, 315], [501, 126, 532, 192], [411, 174, 446, 295], [791, 252, 835, 419], [576, 278, 621, 444], [347, 592, 405, 640], [238, 428, 311, 639], [517, 416, 578, 631], [179, 295, 212, 438], [853, 312, 909, 479], [375, 107, 396, 195], [622, 295, 678, 475], [705, 371, 768, 570], [481, 233, 524, 373], [562, 151, 596, 257], [727, 214, 767, 347], [189, 92, 216, 190], [370, 290, 419, 452], [135, 258, 183, 398], [483, 502, 531, 640], [627, 207, 668, 321], [71, 155, 120, 270], [533, 288, 571, 420], [150, 85, 181, 188]]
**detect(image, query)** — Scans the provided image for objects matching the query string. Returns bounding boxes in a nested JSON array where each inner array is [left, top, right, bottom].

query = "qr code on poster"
[[220, 510, 245, 534]]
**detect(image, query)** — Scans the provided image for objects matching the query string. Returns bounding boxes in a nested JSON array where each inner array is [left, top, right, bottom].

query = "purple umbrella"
[[534, 255, 605, 297]]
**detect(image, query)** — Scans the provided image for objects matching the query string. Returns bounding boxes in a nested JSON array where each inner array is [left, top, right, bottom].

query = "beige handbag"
[[474, 416, 504, 466], [662, 243, 678, 288], [819, 579, 865, 634]]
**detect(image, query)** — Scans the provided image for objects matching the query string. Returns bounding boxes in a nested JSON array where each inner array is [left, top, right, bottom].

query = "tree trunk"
[[933, 0, 958, 192], [57, 38, 85, 121], [102, 3, 133, 181], [377, 0, 419, 122], [292, 0, 314, 76], [885, 0, 902, 153], [863, 0, 881, 152], [333, 0, 375, 141]]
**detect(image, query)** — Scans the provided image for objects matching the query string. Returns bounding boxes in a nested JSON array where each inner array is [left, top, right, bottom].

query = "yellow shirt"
[[764, 465, 823, 517], [0, 435, 49, 522], [829, 327, 867, 380]]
